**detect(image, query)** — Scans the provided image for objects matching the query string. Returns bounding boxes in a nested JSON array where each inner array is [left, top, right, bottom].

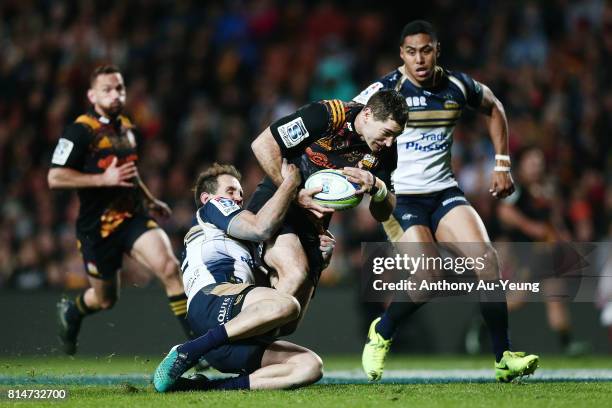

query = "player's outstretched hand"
[[280, 159, 301, 188], [148, 198, 172, 218], [342, 167, 375, 195], [297, 187, 334, 219], [101, 156, 138, 187], [489, 171, 515, 199]]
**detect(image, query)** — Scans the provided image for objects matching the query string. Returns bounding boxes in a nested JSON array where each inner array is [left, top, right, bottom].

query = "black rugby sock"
[[75, 293, 98, 318], [479, 283, 510, 362], [376, 300, 425, 340], [168, 293, 195, 339]]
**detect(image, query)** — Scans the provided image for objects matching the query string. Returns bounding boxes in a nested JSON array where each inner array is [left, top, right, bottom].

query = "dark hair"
[[400, 20, 438, 45], [366, 89, 409, 128], [90, 64, 121, 86], [193, 163, 242, 205]]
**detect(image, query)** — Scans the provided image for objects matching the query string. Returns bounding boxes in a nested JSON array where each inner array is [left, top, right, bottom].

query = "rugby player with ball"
[[249, 89, 409, 334]]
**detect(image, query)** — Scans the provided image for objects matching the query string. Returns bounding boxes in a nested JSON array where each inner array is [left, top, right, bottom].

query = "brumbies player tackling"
[[153, 161, 329, 392]]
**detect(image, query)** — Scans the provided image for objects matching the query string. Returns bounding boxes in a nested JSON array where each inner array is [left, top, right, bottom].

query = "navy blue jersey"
[[354, 66, 483, 193]]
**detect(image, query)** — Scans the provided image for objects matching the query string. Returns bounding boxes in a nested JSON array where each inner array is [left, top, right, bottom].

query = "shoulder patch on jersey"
[[51, 138, 74, 165], [75, 115, 101, 130], [210, 197, 241, 216], [353, 82, 383, 104], [276, 117, 309, 148]]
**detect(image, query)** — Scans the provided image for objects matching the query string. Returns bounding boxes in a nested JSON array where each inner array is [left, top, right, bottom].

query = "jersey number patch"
[[51, 138, 74, 165], [277, 117, 309, 148]]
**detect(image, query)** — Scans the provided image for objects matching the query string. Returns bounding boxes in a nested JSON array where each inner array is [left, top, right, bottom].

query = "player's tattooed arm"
[[227, 160, 301, 242], [479, 84, 515, 199]]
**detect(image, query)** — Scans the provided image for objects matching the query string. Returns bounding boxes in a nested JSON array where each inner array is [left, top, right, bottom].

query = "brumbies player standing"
[[354, 21, 539, 382]]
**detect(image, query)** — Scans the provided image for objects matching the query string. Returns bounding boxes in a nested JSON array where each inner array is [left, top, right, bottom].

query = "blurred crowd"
[[0, 0, 610, 292]]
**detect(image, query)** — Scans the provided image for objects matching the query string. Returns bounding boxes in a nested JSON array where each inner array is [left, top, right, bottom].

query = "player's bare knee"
[[277, 294, 301, 322], [475, 245, 500, 281], [295, 351, 323, 385], [283, 295, 302, 322]]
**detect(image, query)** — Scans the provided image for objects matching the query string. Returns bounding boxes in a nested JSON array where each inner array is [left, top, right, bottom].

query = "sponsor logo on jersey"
[[444, 99, 460, 109], [406, 96, 427, 107], [277, 117, 309, 148], [51, 138, 74, 165], [211, 197, 241, 216], [405, 132, 451, 152]]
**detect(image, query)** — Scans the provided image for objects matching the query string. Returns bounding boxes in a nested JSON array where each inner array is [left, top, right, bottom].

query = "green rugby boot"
[[362, 317, 392, 381], [153, 345, 194, 392], [495, 351, 539, 382]]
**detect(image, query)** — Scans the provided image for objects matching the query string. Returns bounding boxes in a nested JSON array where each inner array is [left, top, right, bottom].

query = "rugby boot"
[[153, 345, 196, 392], [495, 350, 539, 382], [362, 317, 392, 381], [56, 298, 82, 355]]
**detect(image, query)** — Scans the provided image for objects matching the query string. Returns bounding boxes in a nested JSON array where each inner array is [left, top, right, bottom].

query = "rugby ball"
[[304, 169, 362, 210]]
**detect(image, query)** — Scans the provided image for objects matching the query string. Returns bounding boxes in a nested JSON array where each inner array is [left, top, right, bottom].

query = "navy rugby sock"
[[376, 300, 424, 340], [479, 284, 510, 362], [177, 325, 228, 360], [201, 375, 250, 391]]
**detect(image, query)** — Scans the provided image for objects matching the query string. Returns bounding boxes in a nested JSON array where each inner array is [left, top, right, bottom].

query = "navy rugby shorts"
[[187, 283, 275, 375], [383, 186, 471, 239]]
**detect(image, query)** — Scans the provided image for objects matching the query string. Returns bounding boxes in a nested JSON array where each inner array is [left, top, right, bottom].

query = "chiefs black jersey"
[[269, 99, 397, 186], [50, 110, 145, 238]]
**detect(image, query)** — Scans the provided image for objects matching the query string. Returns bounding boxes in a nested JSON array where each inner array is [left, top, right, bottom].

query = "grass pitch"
[[1, 355, 612, 407]]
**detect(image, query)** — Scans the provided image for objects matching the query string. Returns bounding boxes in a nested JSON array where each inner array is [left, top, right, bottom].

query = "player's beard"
[[101, 101, 124, 118]]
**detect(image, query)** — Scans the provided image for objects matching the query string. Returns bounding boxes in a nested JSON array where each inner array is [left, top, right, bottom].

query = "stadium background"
[[0, 0, 610, 355]]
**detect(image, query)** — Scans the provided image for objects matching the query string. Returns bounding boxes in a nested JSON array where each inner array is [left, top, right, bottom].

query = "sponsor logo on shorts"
[[277, 117, 309, 148], [217, 297, 232, 323], [442, 196, 467, 206], [234, 294, 244, 306], [402, 213, 417, 221], [87, 262, 100, 276]]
